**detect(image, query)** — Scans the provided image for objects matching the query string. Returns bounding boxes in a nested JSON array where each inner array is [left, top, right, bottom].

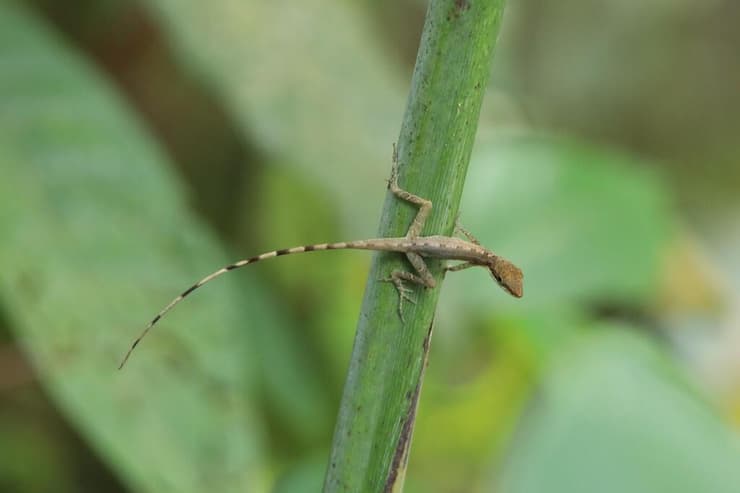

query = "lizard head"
[[488, 256, 523, 298]]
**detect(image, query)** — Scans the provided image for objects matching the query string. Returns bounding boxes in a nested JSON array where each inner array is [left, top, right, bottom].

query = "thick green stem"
[[323, 1, 506, 491]]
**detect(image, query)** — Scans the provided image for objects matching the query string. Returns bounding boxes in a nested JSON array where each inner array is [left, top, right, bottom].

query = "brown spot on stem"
[[384, 320, 434, 492], [449, 0, 470, 19], [384, 381, 421, 493]]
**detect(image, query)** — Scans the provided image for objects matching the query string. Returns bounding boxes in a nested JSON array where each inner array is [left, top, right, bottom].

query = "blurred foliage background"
[[1, 0, 739, 492]]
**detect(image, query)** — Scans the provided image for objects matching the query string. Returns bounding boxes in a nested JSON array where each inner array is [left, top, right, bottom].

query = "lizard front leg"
[[444, 261, 475, 274]]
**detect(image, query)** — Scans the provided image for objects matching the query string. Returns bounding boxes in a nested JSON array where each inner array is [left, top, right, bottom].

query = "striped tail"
[[118, 240, 370, 369]]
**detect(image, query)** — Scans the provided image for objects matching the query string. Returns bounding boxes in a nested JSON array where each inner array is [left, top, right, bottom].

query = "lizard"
[[118, 149, 523, 369]]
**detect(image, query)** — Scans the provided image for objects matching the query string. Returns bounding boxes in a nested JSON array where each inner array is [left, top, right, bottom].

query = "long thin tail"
[[118, 240, 370, 369]]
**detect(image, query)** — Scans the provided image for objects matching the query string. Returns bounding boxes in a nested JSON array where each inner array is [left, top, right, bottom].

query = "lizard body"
[[119, 151, 523, 369]]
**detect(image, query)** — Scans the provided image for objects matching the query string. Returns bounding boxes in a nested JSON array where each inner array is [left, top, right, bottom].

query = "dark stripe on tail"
[[181, 284, 198, 297], [120, 242, 350, 369]]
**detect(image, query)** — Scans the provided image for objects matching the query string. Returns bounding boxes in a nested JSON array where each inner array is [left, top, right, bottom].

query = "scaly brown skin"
[[118, 155, 523, 369]]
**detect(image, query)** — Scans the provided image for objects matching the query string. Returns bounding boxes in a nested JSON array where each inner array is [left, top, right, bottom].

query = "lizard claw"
[[379, 274, 416, 323]]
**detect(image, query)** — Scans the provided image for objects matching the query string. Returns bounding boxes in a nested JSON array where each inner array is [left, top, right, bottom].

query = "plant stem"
[[323, 1, 507, 491]]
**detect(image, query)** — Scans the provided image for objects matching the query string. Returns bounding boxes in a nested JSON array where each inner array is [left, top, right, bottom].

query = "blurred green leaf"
[[0, 5, 278, 491], [408, 309, 590, 489], [410, 321, 535, 492], [249, 165, 361, 388], [145, 0, 406, 234], [442, 132, 672, 314], [495, 328, 740, 493], [272, 450, 327, 493], [498, 0, 740, 209]]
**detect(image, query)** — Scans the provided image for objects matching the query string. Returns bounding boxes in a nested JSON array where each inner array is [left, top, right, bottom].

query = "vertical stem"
[[324, 1, 506, 491]]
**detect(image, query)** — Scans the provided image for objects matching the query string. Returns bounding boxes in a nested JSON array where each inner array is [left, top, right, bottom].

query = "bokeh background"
[[1, 1, 739, 492]]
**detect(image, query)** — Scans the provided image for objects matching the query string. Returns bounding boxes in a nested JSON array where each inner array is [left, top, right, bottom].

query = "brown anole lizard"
[[119, 151, 523, 369]]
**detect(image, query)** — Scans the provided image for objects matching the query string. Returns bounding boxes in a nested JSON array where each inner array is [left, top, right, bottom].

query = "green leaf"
[[144, 0, 406, 234], [495, 328, 740, 493], [0, 5, 272, 491], [442, 132, 672, 313]]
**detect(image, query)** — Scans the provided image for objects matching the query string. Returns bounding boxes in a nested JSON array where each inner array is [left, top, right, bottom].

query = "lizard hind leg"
[[380, 252, 436, 322], [388, 145, 432, 239]]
